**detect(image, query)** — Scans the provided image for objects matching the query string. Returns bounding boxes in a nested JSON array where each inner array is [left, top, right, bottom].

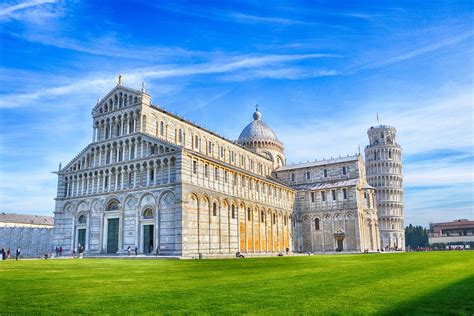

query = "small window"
[[389, 150, 392, 159], [272, 214, 276, 224], [343, 188, 347, 200], [323, 169, 328, 177], [306, 171, 310, 180], [160, 122, 164, 136], [214, 167, 219, 180], [204, 164, 209, 177], [261, 211, 264, 223], [321, 191, 326, 202], [342, 166, 347, 175], [247, 209, 251, 221], [193, 161, 198, 175], [213, 203, 217, 216], [231, 205, 236, 219], [291, 173, 295, 181], [194, 135, 199, 149], [311, 192, 315, 203], [284, 216, 287, 226], [78, 215, 86, 224], [224, 170, 228, 183], [332, 190, 336, 201], [143, 208, 154, 219], [315, 218, 320, 230]]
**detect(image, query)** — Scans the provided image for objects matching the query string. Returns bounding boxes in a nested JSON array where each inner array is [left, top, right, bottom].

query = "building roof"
[[291, 178, 372, 191], [0, 213, 54, 226], [277, 155, 359, 172], [430, 219, 474, 229], [237, 109, 281, 145]]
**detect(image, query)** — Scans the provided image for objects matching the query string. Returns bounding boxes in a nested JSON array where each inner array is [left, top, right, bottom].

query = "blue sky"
[[0, 0, 472, 226]]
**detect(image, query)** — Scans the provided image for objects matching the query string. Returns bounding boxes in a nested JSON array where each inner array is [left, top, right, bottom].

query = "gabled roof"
[[92, 84, 143, 113], [59, 132, 181, 173], [0, 213, 54, 226]]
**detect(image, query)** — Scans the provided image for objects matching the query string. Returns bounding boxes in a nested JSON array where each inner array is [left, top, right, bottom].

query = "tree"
[[405, 225, 429, 248]]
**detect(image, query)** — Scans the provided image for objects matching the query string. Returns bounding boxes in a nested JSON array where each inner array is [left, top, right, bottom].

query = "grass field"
[[0, 251, 473, 315]]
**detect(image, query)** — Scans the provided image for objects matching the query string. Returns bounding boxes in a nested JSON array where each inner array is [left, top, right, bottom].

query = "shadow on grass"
[[383, 275, 474, 316]]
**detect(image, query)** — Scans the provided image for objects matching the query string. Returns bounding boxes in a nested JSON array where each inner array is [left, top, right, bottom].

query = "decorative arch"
[[159, 191, 176, 208]]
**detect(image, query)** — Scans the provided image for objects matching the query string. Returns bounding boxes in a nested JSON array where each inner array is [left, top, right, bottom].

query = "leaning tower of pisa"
[[365, 125, 405, 251]]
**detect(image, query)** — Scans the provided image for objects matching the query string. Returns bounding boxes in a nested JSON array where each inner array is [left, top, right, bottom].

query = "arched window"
[[160, 121, 164, 136], [247, 208, 251, 221], [143, 208, 154, 219], [178, 129, 183, 143], [231, 205, 236, 219], [78, 215, 87, 224], [194, 135, 199, 149], [315, 218, 320, 230], [107, 201, 119, 211], [212, 203, 217, 216], [342, 166, 347, 175], [261, 211, 264, 223]]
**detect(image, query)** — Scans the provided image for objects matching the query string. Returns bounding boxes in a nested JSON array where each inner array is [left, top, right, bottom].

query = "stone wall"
[[0, 227, 53, 257]]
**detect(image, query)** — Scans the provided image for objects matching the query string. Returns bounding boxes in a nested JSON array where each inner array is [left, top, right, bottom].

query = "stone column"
[[133, 169, 137, 188]]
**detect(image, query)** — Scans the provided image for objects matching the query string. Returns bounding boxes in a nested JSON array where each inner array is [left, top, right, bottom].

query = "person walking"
[[127, 246, 131, 256], [134, 246, 138, 256], [59, 246, 63, 256], [15, 247, 21, 260]]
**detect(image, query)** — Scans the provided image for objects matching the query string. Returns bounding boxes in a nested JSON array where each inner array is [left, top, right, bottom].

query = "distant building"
[[0, 213, 54, 257], [428, 219, 474, 246]]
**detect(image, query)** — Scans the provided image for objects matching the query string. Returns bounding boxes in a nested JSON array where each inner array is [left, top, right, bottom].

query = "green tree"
[[405, 225, 429, 248]]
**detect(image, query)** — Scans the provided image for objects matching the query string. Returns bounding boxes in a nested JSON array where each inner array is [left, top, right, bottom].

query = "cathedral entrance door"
[[336, 239, 344, 252], [77, 229, 86, 249], [143, 225, 154, 254], [107, 218, 119, 254]]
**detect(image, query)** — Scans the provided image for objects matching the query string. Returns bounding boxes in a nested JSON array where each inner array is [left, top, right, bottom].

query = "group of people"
[[126, 246, 139, 256], [1, 246, 21, 260], [54, 246, 63, 256], [72, 244, 85, 258]]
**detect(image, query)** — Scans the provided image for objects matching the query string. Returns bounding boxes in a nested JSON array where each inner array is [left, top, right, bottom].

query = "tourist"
[[59, 246, 63, 256], [7, 248, 11, 259], [79, 245, 84, 259], [73, 247, 77, 258], [16, 247, 21, 260], [127, 246, 131, 256], [1, 247, 5, 260], [134, 246, 138, 256]]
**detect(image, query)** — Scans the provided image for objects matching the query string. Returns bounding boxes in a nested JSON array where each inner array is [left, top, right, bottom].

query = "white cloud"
[[0, 53, 339, 108], [351, 30, 474, 72], [0, 0, 58, 18]]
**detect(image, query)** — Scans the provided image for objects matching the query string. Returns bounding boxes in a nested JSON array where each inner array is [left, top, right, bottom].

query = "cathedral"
[[53, 77, 405, 257]]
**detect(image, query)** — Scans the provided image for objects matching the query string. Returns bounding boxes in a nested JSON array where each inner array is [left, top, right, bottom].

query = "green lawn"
[[0, 251, 473, 315]]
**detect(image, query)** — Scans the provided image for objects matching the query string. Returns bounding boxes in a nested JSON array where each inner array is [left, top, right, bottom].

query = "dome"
[[237, 109, 280, 144]]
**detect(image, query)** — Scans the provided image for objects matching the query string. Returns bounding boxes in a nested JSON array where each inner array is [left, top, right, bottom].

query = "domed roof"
[[237, 107, 280, 144]]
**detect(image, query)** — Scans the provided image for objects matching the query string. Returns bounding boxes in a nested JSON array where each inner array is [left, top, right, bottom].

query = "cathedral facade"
[[53, 79, 403, 257]]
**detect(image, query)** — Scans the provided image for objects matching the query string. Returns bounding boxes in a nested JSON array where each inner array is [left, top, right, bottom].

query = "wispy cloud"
[[0, 53, 340, 108], [155, 4, 311, 26], [351, 31, 474, 72], [0, 0, 57, 18]]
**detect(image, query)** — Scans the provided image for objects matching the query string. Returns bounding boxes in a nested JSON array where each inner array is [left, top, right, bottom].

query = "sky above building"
[[0, 0, 472, 226]]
